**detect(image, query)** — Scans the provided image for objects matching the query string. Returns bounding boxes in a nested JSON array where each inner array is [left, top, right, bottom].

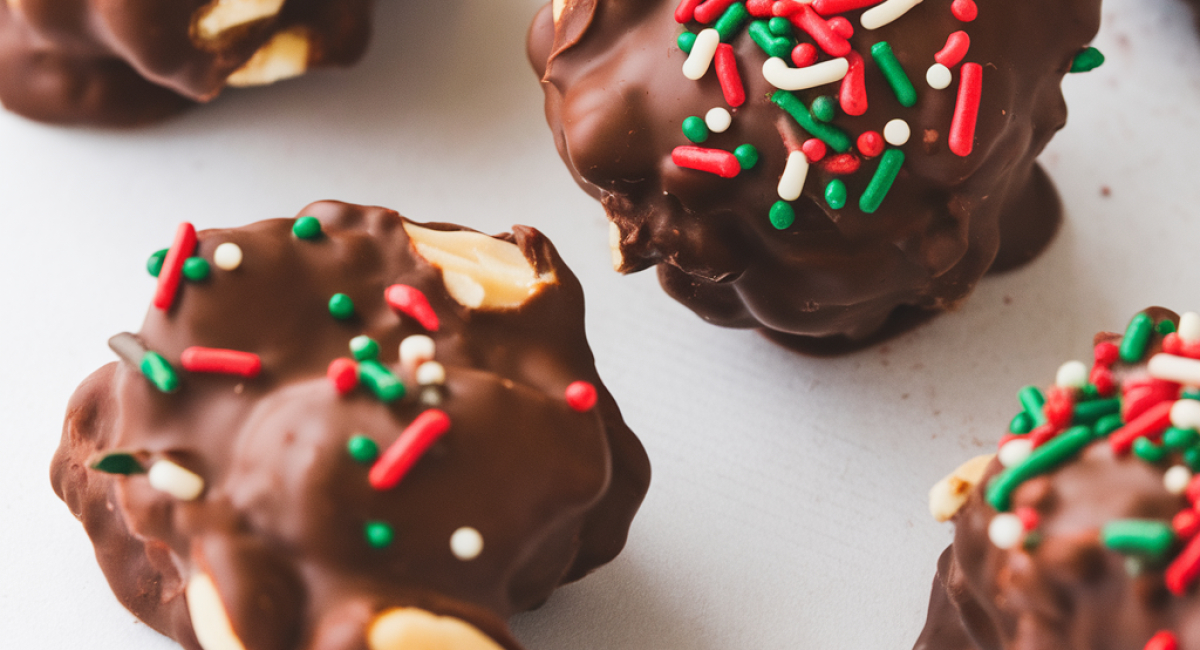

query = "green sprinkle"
[[349, 335, 379, 361], [1184, 389, 1200, 402], [1070, 47, 1105, 73], [734, 144, 759, 169], [1072, 398, 1120, 425], [811, 96, 837, 123], [1164, 427, 1200, 450], [870, 41, 917, 108], [986, 425, 1093, 511], [1095, 413, 1124, 438], [1018, 386, 1048, 427], [1080, 384, 1100, 401], [859, 148, 905, 214], [329, 293, 355, 320], [1022, 531, 1042, 551], [347, 435, 379, 464], [90, 452, 145, 475], [767, 16, 792, 36], [140, 351, 179, 393], [1119, 312, 1154, 363], [678, 31, 697, 54], [749, 21, 792, 59], [825, 179, 847, 210], [293, 216, 322, 239], [1101, 519, 1175, 560], [1185, 447, 1200, 472], [1158, 319, 1178, 335], [769, 201, 795, 230], [182, 257, 210, 282], [1010, 411, 1034, 435], [682, 116, 710, 143], [359, 360, 405, 403], [147, 249, 168, 278], [715, 2, 751, 41], [364, 521, 394, 548], [771, 90, 852, 152], [1133, 437, 1167, 464]]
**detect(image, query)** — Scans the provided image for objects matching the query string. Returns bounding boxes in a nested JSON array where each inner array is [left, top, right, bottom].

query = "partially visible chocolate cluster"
[[52, 201, 651, 650], [0, 0, 372, 125]]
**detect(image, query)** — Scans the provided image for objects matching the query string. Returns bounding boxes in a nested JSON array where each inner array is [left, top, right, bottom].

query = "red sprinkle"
[[693, 0, 737, 24], [714, 44, 745, 108], [746, 0, 774, 16], [802, 138, 828, 163], [1094, 341, 1120, 366], [1175, 510, 1200, 539], [839, 51, 868, 116], [1110, 400, 1175, 455], [1188, 475, 1200, 505], [153, 222, 198, 311], [673, 146, 741, 178], [369, 409, 451, 491], [934, 31, 971, 68], [1166, 534, 1200, 595], [791, 43, 819, 68], [781, 5, 851, 57], [1164, 333, 1200, 360], [951, 0, 978, 22], [1122, 377, 1180, 421], [827, 16, 853, 39], [675, 0, 703, 22], [997, 432, 1021, 449], [327, 357, 359, 395], [811, 0, 883, 15], [1089, 365, 1116, 397], [1015, 507, 1039, 531], [820, 153, 861, 175], [385, 284, 440, 332], [180, 347, 262, 378], [1144, 632, 1179, 650], [949, 63, 982, 157], [1028, 423, 1060, 448], [1043, 387, 1075, 428], [857, 131, 884, 157], [565, 381, 598, 412]]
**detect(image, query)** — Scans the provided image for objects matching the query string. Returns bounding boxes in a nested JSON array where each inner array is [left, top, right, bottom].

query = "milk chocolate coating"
[[530, 0, 1101, 345], [915, 308, 1199, 650], [51, 201, 651, 649], [0, 0, 370, 126]]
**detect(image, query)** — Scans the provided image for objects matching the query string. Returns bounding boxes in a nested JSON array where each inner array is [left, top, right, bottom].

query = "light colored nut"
[[225, 27, 309, 88], [402, 223, 554, 310], [929, 454, 994, 523], [553, 0, 566, 22], [196, 0, 286, 40], [187, 573, 247, 650], [148, 459, 205, 501], [368, 608, 504, 650], [608, 221, 624, 272]]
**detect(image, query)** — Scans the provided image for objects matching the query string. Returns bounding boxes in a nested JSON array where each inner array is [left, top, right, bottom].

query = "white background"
[[1, 0, 1197, 647]]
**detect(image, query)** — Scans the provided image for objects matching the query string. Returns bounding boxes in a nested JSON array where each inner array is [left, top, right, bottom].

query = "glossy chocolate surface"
[[0, 0, 370, 126], [530, 0, 1101, 344], [51, 201, 650, 649]]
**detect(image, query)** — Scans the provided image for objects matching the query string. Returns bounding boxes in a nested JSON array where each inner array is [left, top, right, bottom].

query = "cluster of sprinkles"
[[96, 215, 605, 567], [979, 310, 1200, 650], [670, 0, 1105, 229]]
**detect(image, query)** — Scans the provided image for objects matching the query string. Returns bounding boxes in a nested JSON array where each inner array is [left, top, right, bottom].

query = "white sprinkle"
[[399, 335, 435, 370], [1125, 556, 1145, 577], [1165, 465, 1193, 495], [861, 0, 924, 30], [682, 29, 720, 81], [450, 527, 483, 561], [1055, 360, 1089, 389], [213, 243, 243, 271], [1149, 354, 1200, 387], [705, 107, 732, 133], [777, 150, 810, 202], [762, 56, 849, 91], [1180, 312, 1200, 344], [988, 513, 1024, 550], [148, 460, 205, 501], [416, 361, 446, 386], [998, 438, 1033, 468], [1171, 400, 1200, 431], [883, 119, 911, 146], [419, 386, 442, 407], [926, 63, 952, 90]]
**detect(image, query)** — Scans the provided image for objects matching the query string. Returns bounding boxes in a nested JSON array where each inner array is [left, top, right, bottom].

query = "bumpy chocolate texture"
[[529, 0, 1102, 343], [0, 0, 370, 125], [50, 201, 651, 650], [917, 308, 1200, 650]]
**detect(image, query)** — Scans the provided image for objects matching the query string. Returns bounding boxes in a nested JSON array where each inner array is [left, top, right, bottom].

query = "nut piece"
[[186, 573, 247, 650], [402, 223, 555, 310], [929, 454, 995, 522], [367, 608, 504, 650], [225, 27, 310, 88], [553, 0, 567, 22], [608, 221, 624, 272], [196, 0, 286, 40]]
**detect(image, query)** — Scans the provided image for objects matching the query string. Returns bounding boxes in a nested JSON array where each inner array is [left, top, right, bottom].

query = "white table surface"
[[1, 0, 1197, 647]]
